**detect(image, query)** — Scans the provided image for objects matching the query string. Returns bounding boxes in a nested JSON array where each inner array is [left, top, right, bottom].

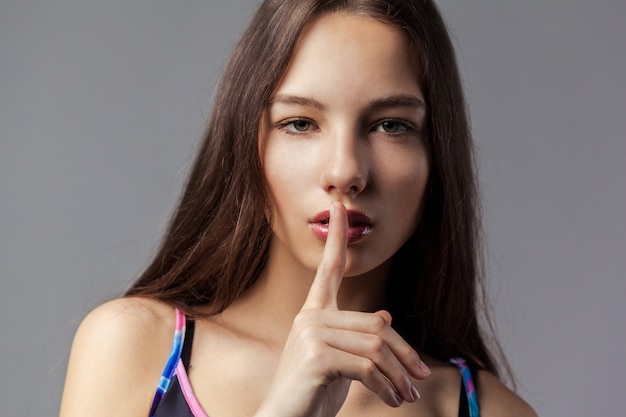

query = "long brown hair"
[[127, 0, 505, 378]]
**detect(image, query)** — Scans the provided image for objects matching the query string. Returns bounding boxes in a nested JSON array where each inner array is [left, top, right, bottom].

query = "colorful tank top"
[[149, 309, 480, 416]]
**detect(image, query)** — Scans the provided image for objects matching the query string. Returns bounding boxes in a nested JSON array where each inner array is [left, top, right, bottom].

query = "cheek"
[[265, 151, 307, 195], [398, 176, 428, 227], [262, 144, 315, 223], [379, 147, 429, 193], [380, 152, 429, 226]]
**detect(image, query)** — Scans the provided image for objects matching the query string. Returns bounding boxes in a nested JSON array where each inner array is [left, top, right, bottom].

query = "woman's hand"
[[255, 202, 430, 417]]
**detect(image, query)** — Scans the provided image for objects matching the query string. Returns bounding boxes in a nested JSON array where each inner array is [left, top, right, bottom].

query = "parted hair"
[[126, 0, 504, 378]]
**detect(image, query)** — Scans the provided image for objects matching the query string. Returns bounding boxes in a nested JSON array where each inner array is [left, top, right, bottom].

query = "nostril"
[[320, 152, 368, 195]]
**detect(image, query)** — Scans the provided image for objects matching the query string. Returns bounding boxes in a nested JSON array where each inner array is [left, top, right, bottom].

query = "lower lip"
[[310, 223, 373, 244]]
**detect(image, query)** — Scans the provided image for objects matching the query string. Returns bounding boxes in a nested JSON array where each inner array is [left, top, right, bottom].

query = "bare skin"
[[60, 13, 537, 417], [60, 203, 536, 417]]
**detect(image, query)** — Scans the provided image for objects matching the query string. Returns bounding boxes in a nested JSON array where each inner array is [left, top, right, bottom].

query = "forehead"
[[272, 12, 422, 101]]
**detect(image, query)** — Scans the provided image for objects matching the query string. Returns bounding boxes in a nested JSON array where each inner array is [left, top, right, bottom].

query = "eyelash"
[[276, 118, 415, 137], [277, 118, 317, 135], [374, 119, 413, 135]]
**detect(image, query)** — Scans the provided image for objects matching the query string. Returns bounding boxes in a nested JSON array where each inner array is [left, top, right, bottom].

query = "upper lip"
[[310, 209, 373, 227]]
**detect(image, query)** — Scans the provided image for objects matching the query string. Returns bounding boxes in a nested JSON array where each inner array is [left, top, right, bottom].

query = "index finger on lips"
[[302, 201, 348, 310]]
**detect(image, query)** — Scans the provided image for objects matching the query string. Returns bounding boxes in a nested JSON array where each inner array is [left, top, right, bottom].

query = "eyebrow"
[[369, 94, 426, 112], [267, 94, 426, 112], [267, 94, 325, 110]]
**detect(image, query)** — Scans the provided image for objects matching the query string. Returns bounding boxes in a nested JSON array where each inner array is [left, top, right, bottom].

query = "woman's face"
[[261, 12, 429, 277]]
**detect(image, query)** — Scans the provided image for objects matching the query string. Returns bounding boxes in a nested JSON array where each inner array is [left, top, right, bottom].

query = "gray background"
[[1, 1, 624, 416]]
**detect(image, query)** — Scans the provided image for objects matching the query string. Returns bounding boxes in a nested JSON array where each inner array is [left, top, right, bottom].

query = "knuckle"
[[400, 345, 420, 366], [293, 310, 314, 327], [370, 314, 387, 332], [293, 312, 307, 327], [368, 334, 385, 355], [317, 260, 343, 277], [315, 262, 332, 277], [298, 324, 321, 342], [360, 359, 378, 378], [302, 343, 325, 363]]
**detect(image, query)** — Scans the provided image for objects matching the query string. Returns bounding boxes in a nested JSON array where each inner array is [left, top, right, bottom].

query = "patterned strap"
[[149, 308, 186, 417], [449, 357, 480, 417]]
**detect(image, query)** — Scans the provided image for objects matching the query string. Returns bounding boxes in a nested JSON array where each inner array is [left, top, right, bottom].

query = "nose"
[[319, 130, 368, 196]]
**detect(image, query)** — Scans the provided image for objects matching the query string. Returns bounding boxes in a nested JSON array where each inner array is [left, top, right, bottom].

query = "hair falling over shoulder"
[[126, 0, 510, 383]]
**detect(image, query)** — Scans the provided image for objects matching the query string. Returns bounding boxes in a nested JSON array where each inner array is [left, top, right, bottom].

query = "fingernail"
[[411, 385, 421, 400], [419, 360, 431, 376], [394, 392, 404, 406]]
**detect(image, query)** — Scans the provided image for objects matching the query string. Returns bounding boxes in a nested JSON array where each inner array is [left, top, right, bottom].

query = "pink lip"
[[310, 210, 373, 244]]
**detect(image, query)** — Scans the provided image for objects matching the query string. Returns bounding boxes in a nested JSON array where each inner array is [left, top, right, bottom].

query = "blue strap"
[[149, 309, 186, 417], [450, 357, 480, 417]]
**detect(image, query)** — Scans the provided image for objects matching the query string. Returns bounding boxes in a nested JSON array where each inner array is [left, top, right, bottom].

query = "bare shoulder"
[[75, 296, 175, 339], [477, 370, 538, 417], [60, 297, 177, 417]]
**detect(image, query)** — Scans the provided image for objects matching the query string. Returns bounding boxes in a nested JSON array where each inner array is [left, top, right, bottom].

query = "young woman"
[[60, 1, 536, 416]]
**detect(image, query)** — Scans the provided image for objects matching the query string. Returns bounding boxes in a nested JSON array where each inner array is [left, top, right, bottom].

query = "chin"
[[343, 254, 393, 279]]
